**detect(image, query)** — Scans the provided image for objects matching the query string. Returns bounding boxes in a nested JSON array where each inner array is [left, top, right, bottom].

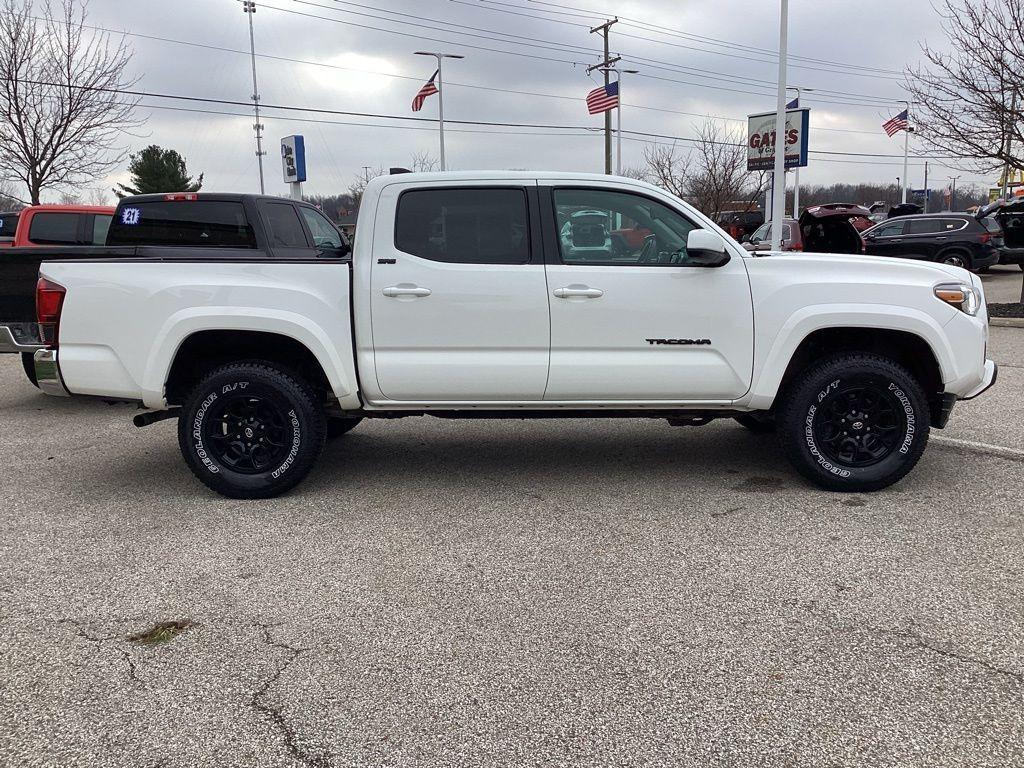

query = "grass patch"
[[127, 620, 193, 645]]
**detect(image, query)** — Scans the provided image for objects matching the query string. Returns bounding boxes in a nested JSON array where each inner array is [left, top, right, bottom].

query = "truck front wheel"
[[777, 353, 930, 492], [177, 361, 327, 499]]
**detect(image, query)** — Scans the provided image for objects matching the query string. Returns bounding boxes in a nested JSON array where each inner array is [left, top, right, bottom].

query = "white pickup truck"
[[29, 173, 996, 498]]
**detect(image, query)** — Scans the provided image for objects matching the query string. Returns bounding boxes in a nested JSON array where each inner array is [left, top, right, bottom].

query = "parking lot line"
[[931, 434, 1024, 461]]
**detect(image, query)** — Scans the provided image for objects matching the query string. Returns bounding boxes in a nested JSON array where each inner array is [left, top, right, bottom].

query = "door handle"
[[383, 285, 431, 298], [553, 286, 604, 299]]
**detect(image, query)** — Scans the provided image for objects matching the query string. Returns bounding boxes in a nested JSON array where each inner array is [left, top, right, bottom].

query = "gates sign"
[[747, 108, 809, 171]]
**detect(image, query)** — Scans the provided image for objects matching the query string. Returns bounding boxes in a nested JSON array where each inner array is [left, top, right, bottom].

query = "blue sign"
[[120, 207, 141, 225], [281, 135, 306, 183]]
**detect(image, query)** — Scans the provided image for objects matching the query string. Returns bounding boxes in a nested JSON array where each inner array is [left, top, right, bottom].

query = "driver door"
[[541, 185, 754, 402]]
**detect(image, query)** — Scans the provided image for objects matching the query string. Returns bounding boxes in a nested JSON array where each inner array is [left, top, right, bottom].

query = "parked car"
[[0, 204, 116, 384], [861, 213, 1000, 272], [0, 204, 113, 248], [9, 175, 996, 499], [976, 199, 1024, 269], [741, 219, 801, 251]]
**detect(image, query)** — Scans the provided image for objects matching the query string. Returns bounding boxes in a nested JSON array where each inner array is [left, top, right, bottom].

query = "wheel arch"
[[163, 329, 336, 407], [750, 317, 952, 426]]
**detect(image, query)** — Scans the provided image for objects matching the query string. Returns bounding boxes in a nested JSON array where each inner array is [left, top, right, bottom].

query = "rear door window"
[[28, 212, 81, 244], [91, 214, 112, 245], [260, 202, 309, 248], [938, 218, 968, 232], [905, 219, 942, 235], [0, 212, 18, 241], [106, 201, 257, 247], [395, 188, 530, 264]]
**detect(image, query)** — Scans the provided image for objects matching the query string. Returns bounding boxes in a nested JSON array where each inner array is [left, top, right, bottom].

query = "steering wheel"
[[637, 233, 658, 263]]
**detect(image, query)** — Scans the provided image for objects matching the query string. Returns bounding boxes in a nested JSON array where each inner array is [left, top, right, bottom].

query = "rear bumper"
[[974, 249, 1001, 269], [0, 323, 45, 353], [996, 247, 1024, 265], [33, 348, 69, 397]]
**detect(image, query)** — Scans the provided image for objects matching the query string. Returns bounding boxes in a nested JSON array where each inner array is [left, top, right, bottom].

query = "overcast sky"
[[74, 0, 991, 199]]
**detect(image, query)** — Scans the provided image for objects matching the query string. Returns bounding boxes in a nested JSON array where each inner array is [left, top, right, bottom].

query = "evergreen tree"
[[114, 145, 203, 198]]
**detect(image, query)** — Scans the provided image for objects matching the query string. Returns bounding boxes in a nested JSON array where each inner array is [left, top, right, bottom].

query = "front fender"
[[745, 303, 956, 410]]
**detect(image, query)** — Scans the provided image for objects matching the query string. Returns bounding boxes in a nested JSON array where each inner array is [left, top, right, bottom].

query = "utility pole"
[[901, 100, 911, 204], [948, 175, 961, 211], [415, 52, 464, 171], [922, 160, 929, 213], [243, 1, 266, 194], [587, 18, 618, 175]]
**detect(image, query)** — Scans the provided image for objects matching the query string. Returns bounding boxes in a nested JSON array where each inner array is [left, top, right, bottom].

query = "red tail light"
[[36, 277, 66, 346], [978, 232, 991, 244], [164, 193, 198, 201]]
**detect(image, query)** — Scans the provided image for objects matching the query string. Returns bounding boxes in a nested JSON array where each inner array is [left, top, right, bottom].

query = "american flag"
[[882, 109, 909, 137], [412, 70, 439, 112], [586, 81, 619, 115]]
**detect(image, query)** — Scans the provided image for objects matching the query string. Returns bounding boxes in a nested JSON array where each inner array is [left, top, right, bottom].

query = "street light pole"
[[770, 0, 789, 252], [414, 51, 464, 171], [948, 175, 961, 211], [599, 67, 639, 175], [243, 1, 266, 194]]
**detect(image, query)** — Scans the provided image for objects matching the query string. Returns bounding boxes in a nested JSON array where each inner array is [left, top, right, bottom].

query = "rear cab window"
[[107, 200, 257, 248], [28, 212, 81, 245]]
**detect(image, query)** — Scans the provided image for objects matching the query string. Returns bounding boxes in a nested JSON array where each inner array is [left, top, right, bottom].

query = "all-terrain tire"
[[776, 353, 930, 492], [326, 416, 363, 440], [734, 412, 775, 434], [177, 361, 327, 499]]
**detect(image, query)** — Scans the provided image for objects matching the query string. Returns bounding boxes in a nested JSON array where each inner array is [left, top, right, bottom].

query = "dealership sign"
[[747, 108, 809, 171], [281, 135, 307, 183]]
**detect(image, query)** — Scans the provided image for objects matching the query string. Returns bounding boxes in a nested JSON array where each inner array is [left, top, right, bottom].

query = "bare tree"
[[58, 191, 81, 205], [85, 186, 110, 206], [0, 177, 24, 209], [409, 151, 439, 172], [0, 0, 139, 204], [905, 0, 1024, 176], [346, 165, 385, 207], [640, 120, 766, 220]]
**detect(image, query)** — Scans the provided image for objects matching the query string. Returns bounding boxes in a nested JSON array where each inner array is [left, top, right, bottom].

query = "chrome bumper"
[[0, 323, 46, 353], [33, 348, 69, 397]]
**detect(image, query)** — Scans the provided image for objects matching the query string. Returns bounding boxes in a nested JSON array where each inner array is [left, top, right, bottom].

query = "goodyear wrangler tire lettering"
[[777, 353, 930, 492], [178, 363, 326, 499]]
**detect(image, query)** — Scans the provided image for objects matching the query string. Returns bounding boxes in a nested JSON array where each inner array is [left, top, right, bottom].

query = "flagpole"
[[770, 0, 789, 252], [599, 67, 639, 176], [901, 101, 910, 204], [415, 51, 464, 171]]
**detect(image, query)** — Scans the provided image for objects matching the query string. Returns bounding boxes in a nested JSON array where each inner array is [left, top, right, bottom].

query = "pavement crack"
[[868, 625, 1022, 683], [250, 623, 328, 768], [57, 618, 142, 684]]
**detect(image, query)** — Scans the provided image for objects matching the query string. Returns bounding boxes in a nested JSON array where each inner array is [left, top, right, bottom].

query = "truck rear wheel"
[[777, 353, 929, 492], [177, 361, 326, 499]]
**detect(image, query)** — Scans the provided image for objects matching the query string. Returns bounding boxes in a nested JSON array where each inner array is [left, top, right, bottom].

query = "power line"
[[16, 77, 956, 162]]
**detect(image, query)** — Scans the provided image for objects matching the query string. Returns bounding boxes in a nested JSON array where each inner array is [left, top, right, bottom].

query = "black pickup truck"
[[0, 193, 350, 384]]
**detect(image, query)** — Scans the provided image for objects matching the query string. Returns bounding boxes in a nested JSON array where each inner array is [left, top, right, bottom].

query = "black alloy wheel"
[[811, 378, 903, 467], [203, 394, 291, 474]]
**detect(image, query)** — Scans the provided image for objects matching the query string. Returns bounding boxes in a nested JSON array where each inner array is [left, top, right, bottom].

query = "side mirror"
[[318, 240, 351, 258], [685, 230, 731, 267]]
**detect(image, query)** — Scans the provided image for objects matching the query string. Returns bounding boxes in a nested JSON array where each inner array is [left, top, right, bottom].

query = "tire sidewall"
[[781, 357, 930, 490], [179, 366, 324, 497]]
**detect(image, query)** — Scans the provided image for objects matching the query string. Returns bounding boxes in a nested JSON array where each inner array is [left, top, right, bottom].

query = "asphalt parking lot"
[[1, 318, 1022, 766]]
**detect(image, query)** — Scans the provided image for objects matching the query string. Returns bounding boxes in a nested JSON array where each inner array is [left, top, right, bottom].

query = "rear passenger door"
[[256, 200, 316, 258], [901, 218, 944, 259], [368, 183, 550, 402]]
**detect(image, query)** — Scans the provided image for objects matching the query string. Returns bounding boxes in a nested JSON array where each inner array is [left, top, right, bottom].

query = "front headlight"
[[934, 282, 981, 316]]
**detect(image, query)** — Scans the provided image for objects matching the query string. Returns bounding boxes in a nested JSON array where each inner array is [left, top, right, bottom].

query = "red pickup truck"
[[0, 204, 115, 248]]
